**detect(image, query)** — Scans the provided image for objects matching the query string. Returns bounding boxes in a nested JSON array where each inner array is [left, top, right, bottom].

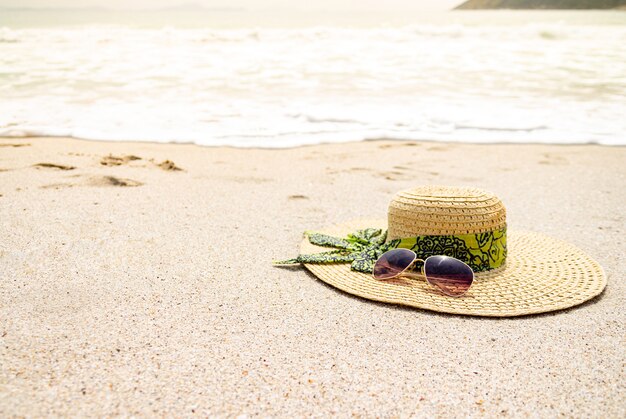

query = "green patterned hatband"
[[274, 226, 507, 274], [393, 227, 507, 272]]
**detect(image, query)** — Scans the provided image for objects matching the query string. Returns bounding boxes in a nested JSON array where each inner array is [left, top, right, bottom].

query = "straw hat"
[[298, 186, 606, 317]]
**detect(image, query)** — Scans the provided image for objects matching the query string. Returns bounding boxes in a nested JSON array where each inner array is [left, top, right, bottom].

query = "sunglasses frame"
[[372, 249, 475, 297]]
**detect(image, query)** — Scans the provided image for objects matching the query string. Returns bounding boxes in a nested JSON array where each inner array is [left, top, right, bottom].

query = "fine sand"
[[0, 137, 624, 417]]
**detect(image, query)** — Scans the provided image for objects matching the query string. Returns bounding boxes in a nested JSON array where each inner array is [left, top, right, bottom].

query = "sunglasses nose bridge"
[[413, 258, 426, 275], [405, 255, 424, 272]]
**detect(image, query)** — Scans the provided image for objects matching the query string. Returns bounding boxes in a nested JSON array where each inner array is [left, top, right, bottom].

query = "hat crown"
[[387, 185, 506, 239]]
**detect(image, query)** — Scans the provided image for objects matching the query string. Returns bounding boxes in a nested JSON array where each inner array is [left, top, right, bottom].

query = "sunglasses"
[[373, 249, 474, 297]]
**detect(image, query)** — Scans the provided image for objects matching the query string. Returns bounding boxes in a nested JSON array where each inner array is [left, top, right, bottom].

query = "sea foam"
[[0, 17, 625, 147]]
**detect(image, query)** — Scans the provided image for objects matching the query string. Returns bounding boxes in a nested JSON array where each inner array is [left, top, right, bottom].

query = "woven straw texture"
[[388, 185, 506, 238], [300, 219, 606, 317]]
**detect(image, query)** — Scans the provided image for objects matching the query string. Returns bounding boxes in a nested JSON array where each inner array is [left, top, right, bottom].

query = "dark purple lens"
[[373, 249, 416, 280], [423, 256, 474, 297]]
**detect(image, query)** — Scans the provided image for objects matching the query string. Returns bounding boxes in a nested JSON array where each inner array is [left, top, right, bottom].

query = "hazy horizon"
[[0, 0, 465, 12]]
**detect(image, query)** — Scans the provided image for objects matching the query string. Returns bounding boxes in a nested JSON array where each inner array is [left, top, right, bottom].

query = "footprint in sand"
[[380, 170, 414, 181], [538, 153, 569, 166], [378, 142, 420, 149], [100, 154, 141, 166], [41, 175, 143, 189], [393, 165, 412, 171], [288, 194, 309, 200], [40, 183, 74, 190], [90, 176, 143, 187], [33, 163, 76, 170], [0, 143, 31, 148], [326, 167, 373, 175], [101, 154, 183, 171], [154, 159, 183, 171], [426, 145, 452, 152]]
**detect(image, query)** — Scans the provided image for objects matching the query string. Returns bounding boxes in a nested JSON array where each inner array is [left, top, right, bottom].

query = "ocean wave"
[[1, 19, 625, 147], [455, 124, 548, 132], [1, 129, 622, 147]]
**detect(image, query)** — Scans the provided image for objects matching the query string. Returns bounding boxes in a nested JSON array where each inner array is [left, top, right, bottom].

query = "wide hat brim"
[[300, 219, 607, 317]]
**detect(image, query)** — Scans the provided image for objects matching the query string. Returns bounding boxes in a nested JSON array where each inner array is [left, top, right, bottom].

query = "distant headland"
[[455, 0, 626, 9]]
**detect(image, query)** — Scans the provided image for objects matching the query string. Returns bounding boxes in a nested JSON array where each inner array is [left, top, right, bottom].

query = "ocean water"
[[1, 9, 625, 147]]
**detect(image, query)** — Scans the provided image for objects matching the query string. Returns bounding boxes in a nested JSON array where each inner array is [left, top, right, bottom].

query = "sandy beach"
[[0, 137, 624, 417]]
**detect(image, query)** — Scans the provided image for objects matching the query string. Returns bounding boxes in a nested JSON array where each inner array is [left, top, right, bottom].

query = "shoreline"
[[1, 136, 624, 416], [2, 135, 626, 151]]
